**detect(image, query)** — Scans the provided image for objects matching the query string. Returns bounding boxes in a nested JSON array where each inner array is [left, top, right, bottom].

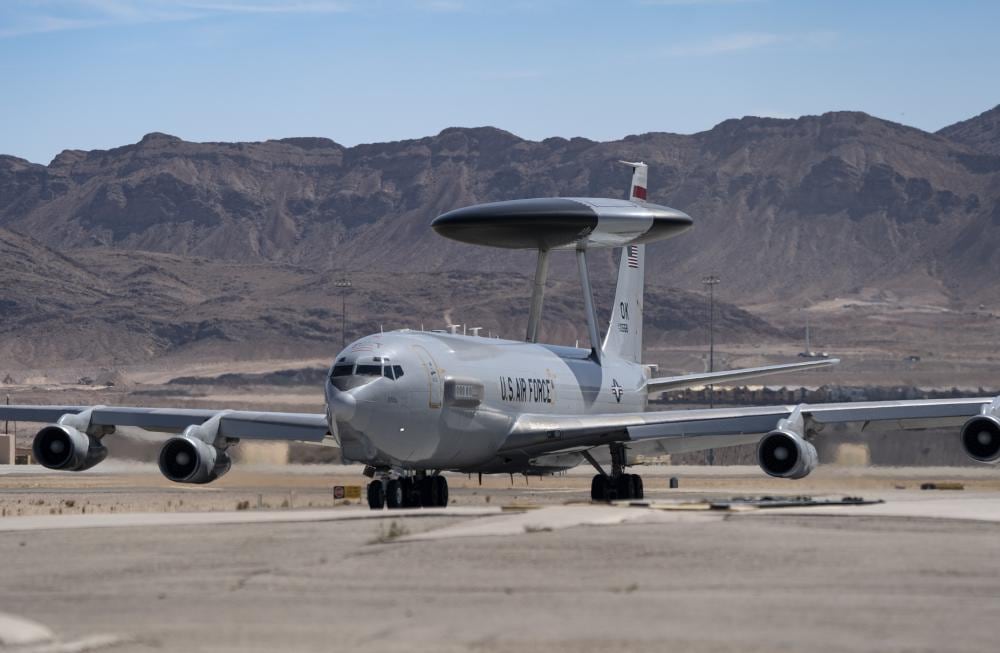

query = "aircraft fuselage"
[[324, 331, 646, 473]]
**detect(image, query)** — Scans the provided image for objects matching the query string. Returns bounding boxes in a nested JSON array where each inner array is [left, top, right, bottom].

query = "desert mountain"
[[0, 240, 779, 370], [938, 104, 1000, 156], [2, 107, 1000, 371], [2, 109, 999, 307]]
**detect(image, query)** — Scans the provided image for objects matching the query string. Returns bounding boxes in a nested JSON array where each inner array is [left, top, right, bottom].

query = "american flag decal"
[[627, 245, 639, 269]]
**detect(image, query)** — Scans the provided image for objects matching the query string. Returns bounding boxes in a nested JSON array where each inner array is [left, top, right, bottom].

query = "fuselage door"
[[412, 345, 443, 409]]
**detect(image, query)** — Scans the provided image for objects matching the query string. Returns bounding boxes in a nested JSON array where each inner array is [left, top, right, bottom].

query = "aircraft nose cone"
[[329, 391, 357, 421]]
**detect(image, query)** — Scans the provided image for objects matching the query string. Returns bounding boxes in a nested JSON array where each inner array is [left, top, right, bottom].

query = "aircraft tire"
[[616, 474, 633, 500], [403, 477, 421, 508], [436, 475, 449, 507], [631, 474, 644, 500], [590, 474, 606, 501], [386, 479, 405, 509], [367, 480, 386, 510], [419, 477, 434, 507]]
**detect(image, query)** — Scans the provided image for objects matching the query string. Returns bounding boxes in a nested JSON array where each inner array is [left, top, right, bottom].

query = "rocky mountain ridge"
[[2, 106, 1000, 370], [2, 108, 999, 307]]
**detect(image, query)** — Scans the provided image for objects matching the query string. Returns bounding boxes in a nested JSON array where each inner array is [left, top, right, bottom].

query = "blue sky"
[[1, 0, 997, 164]]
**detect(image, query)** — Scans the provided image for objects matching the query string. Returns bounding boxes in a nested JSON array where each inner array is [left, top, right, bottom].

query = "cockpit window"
[[393, 365, 404, 379], [355, 364, 382, 377], [383, 366, 395, 380], [331, 364, 354, 378]]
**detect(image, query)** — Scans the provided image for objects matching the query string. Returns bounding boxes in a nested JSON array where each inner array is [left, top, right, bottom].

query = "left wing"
[[500, 396, 1000, 463], [0, 404, 332, 483], [645, 358, 839, 393], [0, 405, 330, 441]]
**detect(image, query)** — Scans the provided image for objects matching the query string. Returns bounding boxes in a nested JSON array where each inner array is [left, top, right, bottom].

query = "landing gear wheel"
[[591, 474, 607, 502], [616, 474, 634, 501], [367, 480, 386, 510], [631, 474, 644, 500], [419, 477, 434, 507], [386, 479, 404, 509], [431, 475, 449, 507], [403, 477, 421, 508]]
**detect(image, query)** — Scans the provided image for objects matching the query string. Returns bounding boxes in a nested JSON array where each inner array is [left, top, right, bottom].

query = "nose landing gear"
[[585, 443, 645, 502], [367, 472, 449, 510]]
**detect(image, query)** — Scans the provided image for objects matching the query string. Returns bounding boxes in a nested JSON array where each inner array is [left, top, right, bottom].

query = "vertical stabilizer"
[[620, 160, 648, 202], [602, 162, 647, 363]]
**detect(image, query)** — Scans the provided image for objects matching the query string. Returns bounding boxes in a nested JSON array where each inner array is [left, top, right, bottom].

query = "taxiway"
[[0, 465, 998, 652]]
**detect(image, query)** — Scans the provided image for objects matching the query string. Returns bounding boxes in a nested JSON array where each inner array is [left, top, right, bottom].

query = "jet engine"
[[960, 415, 1000, 463], [158, 435, 232, 484], [32, 425, 108, 471], [757, 429, 818, 479]]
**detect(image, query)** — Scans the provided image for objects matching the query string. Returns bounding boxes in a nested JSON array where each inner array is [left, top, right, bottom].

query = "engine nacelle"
[[158, 435, 232, 484], [757, 429, 818, 479], [960, 415, 1000, 464], [32, 425, 108, 471]]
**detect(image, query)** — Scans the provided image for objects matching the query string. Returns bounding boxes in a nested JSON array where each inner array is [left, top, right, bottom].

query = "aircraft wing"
[[0, 405, 331, 441], [644, 358, 839, 393], [500, 396, 997, 458]]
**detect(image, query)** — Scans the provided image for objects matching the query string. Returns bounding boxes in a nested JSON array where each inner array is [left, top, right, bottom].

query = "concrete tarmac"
[[1, 465, 999, 652]]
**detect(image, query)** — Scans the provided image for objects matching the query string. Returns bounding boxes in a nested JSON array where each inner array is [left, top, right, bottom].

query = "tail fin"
[[602, 162, 647, 363], [620, 160, 648, 202]]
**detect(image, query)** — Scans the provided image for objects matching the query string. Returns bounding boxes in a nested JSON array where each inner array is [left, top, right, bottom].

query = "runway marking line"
[[0, 612, 127, 652], [0, 506, 503, 533]]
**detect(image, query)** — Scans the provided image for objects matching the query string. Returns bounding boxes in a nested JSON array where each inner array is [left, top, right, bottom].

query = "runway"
[[1, 465, 999, 652]]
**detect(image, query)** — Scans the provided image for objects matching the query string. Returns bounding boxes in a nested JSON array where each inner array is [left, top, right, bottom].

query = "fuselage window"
[[355, 364, 382, 377], [331, 364, 354, 378], [392, 365, 404, 379]]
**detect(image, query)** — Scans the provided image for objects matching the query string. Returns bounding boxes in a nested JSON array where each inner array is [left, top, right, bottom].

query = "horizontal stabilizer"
[[645, 358, 839, 393]]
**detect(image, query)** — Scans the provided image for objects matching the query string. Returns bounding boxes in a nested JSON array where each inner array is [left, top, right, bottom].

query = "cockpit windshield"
[[329, 359, 404, 389], [355, 364, 381, 377], [331, 364, 354, 377]]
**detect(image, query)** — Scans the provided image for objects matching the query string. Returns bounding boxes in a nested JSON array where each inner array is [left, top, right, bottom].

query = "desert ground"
[[1, 464, 999, 653]]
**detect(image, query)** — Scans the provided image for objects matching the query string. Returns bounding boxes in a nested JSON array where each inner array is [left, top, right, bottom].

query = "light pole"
[[702, 274, 721, 465], [702, 274, 721, 374], [334, 278, 352, 350]]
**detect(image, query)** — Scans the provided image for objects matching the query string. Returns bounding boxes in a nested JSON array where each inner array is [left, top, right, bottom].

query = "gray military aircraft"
[[3, 163, 999, 510]]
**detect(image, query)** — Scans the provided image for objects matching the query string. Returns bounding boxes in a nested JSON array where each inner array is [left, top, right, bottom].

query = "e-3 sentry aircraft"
[[3, 163, 999, 510]]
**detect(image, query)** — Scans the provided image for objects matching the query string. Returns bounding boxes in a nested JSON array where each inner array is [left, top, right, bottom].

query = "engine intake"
[[960, 415, 1000, 463], [32, 425, 108, 472], [757, 429, 818, 479], [158, 435, 232, 484]]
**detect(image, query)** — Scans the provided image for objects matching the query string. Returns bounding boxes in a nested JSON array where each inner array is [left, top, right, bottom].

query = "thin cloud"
[[0, 0, 351, 38], [666, 32, 780, 56], [664, 31, 836, 56], [416, 0, 466, 12], [482, 70, 545, 80], [174, 1, 351, 13], [640, 0, 761, 5]]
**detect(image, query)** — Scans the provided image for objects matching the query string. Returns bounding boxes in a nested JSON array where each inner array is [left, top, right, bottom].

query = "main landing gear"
[[367, 473, 449, 510], [586, 443, 644, 502]]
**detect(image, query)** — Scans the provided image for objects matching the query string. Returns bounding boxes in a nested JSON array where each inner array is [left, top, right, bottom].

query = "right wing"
[[644, 358, 839, 393], [500, 396, 997, 459]]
